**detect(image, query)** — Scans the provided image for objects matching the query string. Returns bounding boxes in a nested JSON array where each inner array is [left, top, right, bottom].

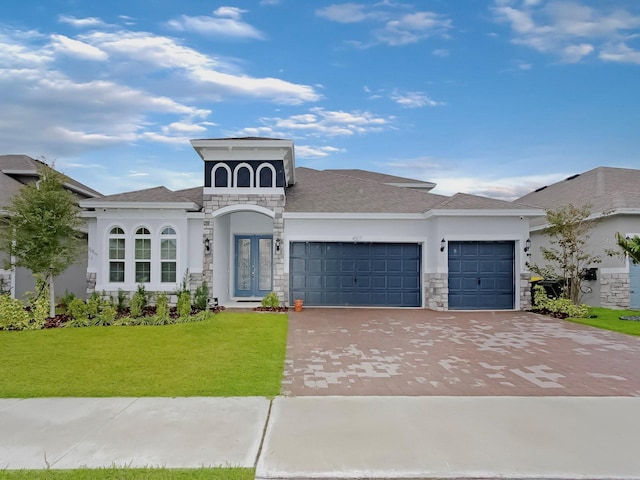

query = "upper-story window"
[[135, 227, 151, 283], [213, 164, 231, 187], [108, 227, 125, 283], [160, 227, 177, 283], [234, 163, 253, 188], [257, 163, 276, 188]]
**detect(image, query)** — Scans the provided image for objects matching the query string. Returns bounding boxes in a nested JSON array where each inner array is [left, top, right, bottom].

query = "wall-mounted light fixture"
[[204, 238, 210, 253], [524, 238, 531, 253], [440, 238, 446, 252], [275, 238, 281, 253]]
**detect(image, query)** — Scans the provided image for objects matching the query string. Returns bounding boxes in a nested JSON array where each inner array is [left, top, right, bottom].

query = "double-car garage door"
[[290, 242, 421, 307]]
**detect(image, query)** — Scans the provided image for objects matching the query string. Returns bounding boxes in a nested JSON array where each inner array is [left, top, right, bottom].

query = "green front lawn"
[[0, 312, 287, 397], [0, 468, 253, 480], [567, 307, 640, 336]]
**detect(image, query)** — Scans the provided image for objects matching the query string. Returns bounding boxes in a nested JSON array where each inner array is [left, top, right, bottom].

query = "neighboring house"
[[80, 137, 541, 311], [0, 155, 102, 299], [517, 166, 640, 309]]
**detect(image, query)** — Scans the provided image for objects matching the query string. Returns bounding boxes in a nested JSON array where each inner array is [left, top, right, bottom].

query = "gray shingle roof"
[[325, 169, 436, 189], [82, 186, 197, 205], [517, 166, 640, 214], [0, 155, 102, 209], [435, 193, 534, 210], [285, 167, 448, 213]]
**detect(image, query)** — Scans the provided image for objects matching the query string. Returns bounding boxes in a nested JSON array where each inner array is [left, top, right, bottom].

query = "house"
[[0, 155, 102, 299], [517, 166, 640, 309], [79, 137, 541, 311]]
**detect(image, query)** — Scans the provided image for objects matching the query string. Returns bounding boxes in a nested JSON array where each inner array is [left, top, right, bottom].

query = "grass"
[[0, 312, 287, 397], [0, 468, 254, 479], [567, 307, 640, 336]]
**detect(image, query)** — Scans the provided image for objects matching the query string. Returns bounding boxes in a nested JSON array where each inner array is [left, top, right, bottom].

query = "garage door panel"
[[290, 242, 421, 307], [449, 241, 514, 310]]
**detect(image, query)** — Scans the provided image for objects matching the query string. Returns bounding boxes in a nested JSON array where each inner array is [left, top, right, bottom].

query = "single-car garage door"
[[290, 242, 421, 307], [448, 241, 515, 310]]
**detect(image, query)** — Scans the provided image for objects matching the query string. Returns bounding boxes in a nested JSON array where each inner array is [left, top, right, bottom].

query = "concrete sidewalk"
[[2, 396, 640, 478], [0, 397, 269, 469]]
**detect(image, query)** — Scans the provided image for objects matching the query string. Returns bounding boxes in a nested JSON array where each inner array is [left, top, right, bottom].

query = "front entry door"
[[235, 235, 273, 297]]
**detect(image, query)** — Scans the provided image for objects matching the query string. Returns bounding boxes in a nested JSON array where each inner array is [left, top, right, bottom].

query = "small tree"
[[530, 204, 601, 305], [613, 233, 640, 264], [0, 164, 83, 317]]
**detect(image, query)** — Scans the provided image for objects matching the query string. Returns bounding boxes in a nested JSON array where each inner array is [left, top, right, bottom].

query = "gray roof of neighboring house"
[[517, 166, 640, 214], [0, 154, 102, 209]]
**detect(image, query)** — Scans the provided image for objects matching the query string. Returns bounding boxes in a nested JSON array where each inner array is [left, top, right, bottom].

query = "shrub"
[[136, 284, 149, 310], [0, 294, 30, 330], [87, 293, 101, 318], [193, 281, 209, 311], [94, 305, 116, 326], [30, 279, 49, 329], [261, 292, 280, 309], [130, 291, 145, 318], [156, 292, 169, 321], [57, 290, 76, 312], [116, 288, 128, 313], [532, 285, 589, 318], [67, 298, 88, 321], [177, 291, 191, 317]]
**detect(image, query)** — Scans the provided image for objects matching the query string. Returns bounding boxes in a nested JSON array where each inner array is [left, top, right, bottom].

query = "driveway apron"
[[282, 309, 640, 396]]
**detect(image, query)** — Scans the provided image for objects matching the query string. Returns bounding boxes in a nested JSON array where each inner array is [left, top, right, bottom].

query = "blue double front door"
[[235, 235, 273, 297]]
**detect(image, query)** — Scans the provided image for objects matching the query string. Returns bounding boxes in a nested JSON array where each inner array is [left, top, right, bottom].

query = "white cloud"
[[237, 107, 394, 138], [81, 31, 320, 104], [432, 48, 450, 57], [50, 34, 108, 61], [260, 0, 282, 5], [315, 3, 380, 23], [600, 42, 640, 64], [58, 15, 107, 28], [296, 145, 344, 158], [391, 90, 444, 108], [561, 43, 594, 62], [167, 7, 265, 40], [316, 3, 452, 47], [492, 0, 640, 64]]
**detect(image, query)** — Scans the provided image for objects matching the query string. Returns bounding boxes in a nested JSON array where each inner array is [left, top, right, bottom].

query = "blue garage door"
[[290, 242, 421, 307], [448, 241, 515, 310]]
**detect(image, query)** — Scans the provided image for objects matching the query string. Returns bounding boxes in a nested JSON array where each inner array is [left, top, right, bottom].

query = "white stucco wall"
[[90, 209, 195, 293], [283, 217, 430, 273]]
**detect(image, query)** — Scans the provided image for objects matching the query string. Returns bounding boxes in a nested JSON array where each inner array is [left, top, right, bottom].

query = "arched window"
[[234, 163, 253, 187], [160, 227, 177, 283], [257, 163, 276, 188], [135, 227, 151, 283], [213, 164, 231, 187], [108, 227, 125, 283]]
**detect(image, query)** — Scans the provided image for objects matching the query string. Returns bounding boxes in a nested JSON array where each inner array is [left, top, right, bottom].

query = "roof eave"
[[425, 208, 544, 218], [79, 201, 200, 211]]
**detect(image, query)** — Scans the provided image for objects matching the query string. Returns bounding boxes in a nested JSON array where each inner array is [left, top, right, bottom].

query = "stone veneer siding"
[[425, 273, 448, 311], [202, 193, 287, 305], [520, 272, 532, 310], [86, 272, 96, 297], [600, 272, 630, 308]]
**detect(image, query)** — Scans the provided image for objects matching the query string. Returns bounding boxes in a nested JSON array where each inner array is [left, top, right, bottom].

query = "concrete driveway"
[[282, 309, 640, 396]]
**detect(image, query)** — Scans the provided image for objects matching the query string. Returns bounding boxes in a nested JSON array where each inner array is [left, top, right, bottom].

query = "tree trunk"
[[49, 271, 55, 318]]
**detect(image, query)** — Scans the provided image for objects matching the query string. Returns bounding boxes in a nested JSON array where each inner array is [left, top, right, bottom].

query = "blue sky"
[[1, 0, 638, 199]]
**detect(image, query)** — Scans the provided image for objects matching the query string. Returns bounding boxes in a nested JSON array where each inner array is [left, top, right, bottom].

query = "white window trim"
[[256, 162, 277, 188], [233, 162, 254, 188], [212, 163, 232, 188]]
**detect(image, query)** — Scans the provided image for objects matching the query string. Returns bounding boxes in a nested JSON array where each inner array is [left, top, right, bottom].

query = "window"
[[214, 164, 230, 187], [135, 227, 151, 283], [258, 163, 275, 188], [109, 227, 125, 282], [160, 227, 177, 283]]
